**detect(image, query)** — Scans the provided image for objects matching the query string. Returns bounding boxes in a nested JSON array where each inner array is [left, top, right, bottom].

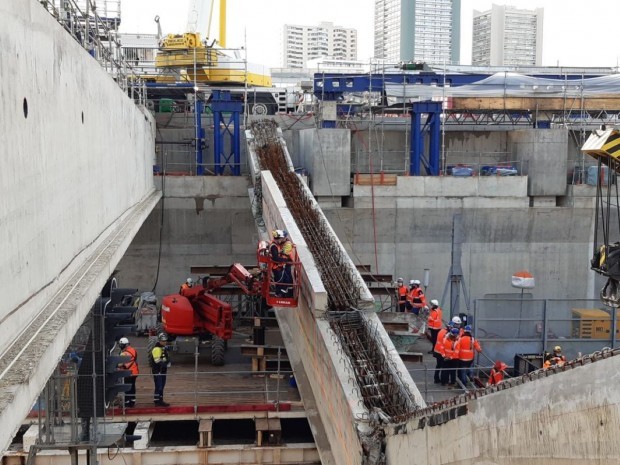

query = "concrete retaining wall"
[[327, 176, 594, 305], [117, 177, 257, 295], [385, 354, 620, 464], [0, 1, 155, 346]]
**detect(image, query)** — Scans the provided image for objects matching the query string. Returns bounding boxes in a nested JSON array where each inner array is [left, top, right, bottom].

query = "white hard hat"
[[409, 279, 415, 285], [119, 337, 129, 345], [451, 316, 462, 325], [412, 279, 421, 285], [397, 277, 403, 282], [430, 299, 439, 307], [186, 277, 193, 285]]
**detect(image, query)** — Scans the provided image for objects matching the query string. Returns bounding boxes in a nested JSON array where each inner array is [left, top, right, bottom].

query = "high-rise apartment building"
[[472, 5, 543, 66], [282, 22, 357, 68], [374, 0, 461, 65]]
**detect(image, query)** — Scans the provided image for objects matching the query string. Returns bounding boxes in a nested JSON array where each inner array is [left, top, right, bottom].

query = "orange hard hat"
[[494, 360, 507, 370]]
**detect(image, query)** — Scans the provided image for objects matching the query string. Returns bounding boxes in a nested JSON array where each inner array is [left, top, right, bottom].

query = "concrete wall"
[[117, 177, 257, 295], [0, 0, 155, 347], [385, 354, 620, 464], [509, 129, 568, 196], [322, 176, 594, 309], [299, 129, 351, 196]]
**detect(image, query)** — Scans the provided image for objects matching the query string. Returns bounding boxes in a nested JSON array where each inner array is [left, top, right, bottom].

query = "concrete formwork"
[[0, 0, 156, 453], [385, 352, 620, 464]]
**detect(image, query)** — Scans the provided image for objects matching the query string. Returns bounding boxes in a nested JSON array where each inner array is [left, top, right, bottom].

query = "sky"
[[119, 0, 620, 69]]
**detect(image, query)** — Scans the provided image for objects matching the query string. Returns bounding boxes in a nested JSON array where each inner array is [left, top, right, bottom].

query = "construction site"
[[3, 1, 620, 464]]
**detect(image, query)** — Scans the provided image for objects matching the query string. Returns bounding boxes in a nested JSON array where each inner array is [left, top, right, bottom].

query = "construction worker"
[[118, 337, 139, 408], [488, 361, 508, 386], [433, 321, 452, 384], [456, 325, 481, 386], [179, 277, 194, 294], [269, 229, 295, 297], [151, 333, 170, 407], [543, 345, 567, 368], [395, 278, 408, 312], [407, 280, 427, 315], [426, 299, 443, 353], [440, 328, 460, 387]]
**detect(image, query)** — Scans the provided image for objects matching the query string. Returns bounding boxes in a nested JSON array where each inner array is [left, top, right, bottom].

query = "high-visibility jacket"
[[456, 335, 481, 362], [441, 335, 458, 360], [269, 239, 295, 270], [488, 368, 504, 385], [543, 355, 566, 369], [433, 328, 449, 355], [120, 346, 139, 376], [428, 307, 443, 330], [397, 285, 408, 303], [407, 287, 427, 308]]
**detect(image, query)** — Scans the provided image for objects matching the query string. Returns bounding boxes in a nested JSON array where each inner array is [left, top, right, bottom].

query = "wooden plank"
[[451, 96, 620, 112], [240, 344, 288, 357], [354, 173, 398, 186]]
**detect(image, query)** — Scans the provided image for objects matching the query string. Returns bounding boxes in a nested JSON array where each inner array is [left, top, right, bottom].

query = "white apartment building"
[[472, 5, 544, 67], [282, 22, 357, 68], [374, 0, 461, 65]]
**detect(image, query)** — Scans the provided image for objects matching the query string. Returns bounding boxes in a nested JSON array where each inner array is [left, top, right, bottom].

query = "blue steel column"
[[195, 99, 205, 175], [211, 91, 242, 176], [410, 110, 422, 175], [410, 101, 442, 176]]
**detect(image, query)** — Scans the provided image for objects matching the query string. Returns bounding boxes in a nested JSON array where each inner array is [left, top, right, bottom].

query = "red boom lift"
[[160, 241, 300, 365]]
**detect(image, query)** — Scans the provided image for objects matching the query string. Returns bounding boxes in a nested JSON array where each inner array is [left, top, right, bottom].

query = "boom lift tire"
[[211, 337, 225, 366]]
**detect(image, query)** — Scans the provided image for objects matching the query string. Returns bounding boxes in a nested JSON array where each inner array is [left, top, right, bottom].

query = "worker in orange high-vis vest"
[[396, 278, 407, 312], [456, 325, 481, 386], [432, 322, 452, 384], [440, 328, 460, 387], [407, 280, 427, 315], [269, 229, 295, 297], [426, 299, 443, 353], [118, 337, 139, 408], [488, 360, 508, 386]]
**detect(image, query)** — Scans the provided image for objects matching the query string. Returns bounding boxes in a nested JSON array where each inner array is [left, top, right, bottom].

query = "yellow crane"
[[154, 0, 271, 86]]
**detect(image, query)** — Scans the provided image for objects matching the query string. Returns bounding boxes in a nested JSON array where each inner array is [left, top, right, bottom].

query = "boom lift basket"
[[257, 241, 301, 308]]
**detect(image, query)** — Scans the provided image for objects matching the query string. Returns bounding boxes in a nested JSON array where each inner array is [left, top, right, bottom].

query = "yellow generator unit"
[[572, 308, 620, 339]]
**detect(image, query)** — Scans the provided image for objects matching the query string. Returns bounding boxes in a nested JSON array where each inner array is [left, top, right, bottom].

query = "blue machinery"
[[211, 90, 242, 176], [312, 71, 599, 176]]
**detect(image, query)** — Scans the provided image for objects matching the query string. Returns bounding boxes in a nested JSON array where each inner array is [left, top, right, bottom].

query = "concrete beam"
[[0, 191, 161, 454]]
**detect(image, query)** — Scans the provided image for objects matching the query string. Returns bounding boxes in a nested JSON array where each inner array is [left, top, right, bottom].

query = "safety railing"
[[40, 0, 147, 105], [473, 298, 619, 364]]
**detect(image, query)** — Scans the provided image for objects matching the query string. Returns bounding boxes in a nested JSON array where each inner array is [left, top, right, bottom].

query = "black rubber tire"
[[211, 337, 226, 366]]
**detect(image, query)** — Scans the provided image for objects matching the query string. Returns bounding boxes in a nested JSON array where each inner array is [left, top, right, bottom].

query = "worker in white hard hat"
[[118, 337, 139, 408], [269, 229, 296, 297], [179, 277, 194, 295], [426, 299, 443, 353], [395, 278, 407, 312], [406, 279, 427, 315]]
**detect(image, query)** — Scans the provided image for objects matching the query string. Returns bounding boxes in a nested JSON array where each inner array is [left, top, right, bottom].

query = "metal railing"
[[473, 298, 618, 363], [40, 0, 147, 105]]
